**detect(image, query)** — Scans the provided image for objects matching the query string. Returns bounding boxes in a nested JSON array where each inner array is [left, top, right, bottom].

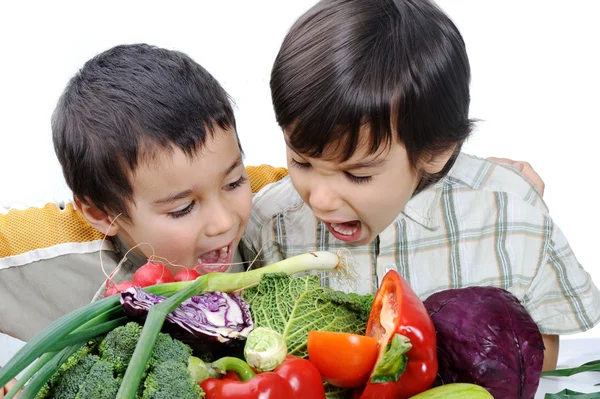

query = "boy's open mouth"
[[195, 243, 233, 274], [326, 221, 362, 242]]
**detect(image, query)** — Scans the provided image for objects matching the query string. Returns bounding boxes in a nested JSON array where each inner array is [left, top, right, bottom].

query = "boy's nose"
[[308, 181, 343, 213], [204, 201, 235, 237]]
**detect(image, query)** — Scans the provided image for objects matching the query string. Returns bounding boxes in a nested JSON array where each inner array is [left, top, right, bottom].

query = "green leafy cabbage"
[[242, 273, 373, 358]]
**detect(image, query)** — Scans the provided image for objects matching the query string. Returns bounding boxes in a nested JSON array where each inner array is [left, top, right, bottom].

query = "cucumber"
[[409, 383, 494, 399]]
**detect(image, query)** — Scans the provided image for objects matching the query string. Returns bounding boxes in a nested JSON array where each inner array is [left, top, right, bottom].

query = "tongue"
[[199, 249, 221, 264]]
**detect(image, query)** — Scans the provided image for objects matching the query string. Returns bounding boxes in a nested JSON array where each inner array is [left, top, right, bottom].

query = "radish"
[[173, 268, 202, 282], [104, 280, 136, 297], [132, 260, 175, 287]]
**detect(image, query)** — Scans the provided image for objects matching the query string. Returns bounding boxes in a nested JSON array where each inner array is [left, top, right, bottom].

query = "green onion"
[[0, 281, 191, 388], [19, 345, 83, 399], [0, 295, 120, 388], [3, 351, 56, 399], [46, 317, 129, 352]]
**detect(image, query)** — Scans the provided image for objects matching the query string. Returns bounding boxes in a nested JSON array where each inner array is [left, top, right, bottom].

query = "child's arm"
[[541, 334, 559, 371], [522, 222, 600, 372]]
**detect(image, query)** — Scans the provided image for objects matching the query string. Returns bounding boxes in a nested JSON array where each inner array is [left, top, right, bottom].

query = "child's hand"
[[0, 378, 19, 399], [487, 157, 545, 196]]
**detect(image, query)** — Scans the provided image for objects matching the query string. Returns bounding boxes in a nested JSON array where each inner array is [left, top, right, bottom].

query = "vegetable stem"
[[3, 352, 56, 399], [0, 296, 119, 388], [19, 345, 83, 399], [211, 357, 256, 382], [46, 317, 129, 352]]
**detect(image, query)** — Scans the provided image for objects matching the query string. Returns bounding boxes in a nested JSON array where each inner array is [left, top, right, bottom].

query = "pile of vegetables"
[[0, 250, 548, 399], [0, 251, 355, 398]]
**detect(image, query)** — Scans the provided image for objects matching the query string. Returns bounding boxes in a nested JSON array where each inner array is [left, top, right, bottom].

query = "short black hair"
[[271, 0, 474, 190], [53, 44, 237, 220]]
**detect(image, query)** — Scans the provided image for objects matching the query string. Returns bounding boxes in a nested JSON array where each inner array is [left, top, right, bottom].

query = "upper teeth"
[[197, 246, 229, 265], [217, 246, 229, 263], [331, 223, 358, 236]]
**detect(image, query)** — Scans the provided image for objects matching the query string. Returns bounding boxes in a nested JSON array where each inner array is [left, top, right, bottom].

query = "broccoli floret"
[[35, 342, 99, 399], [99, 322, 143, 376], [142, 360, 204, 399], [53, 355, 100, 399], [74, 359, 120, 399], [149, 331, 193, 367], [37, 322, 204, 399]]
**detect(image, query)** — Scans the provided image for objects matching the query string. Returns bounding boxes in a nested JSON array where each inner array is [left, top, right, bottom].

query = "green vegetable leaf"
[[542, 360, 600, 377], [242, 273, 372, 357], [545, 389, 600, 398]]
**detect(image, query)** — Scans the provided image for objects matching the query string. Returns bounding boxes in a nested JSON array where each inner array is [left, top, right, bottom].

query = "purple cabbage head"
[[423, 286, 545, 399], [121, 287, 253, 359]]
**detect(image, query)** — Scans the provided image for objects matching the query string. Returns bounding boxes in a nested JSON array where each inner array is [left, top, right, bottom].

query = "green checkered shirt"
[[240, 153, 600, 335]]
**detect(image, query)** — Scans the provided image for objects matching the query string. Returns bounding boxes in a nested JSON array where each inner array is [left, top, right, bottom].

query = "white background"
[[0, 1, 599, 337]]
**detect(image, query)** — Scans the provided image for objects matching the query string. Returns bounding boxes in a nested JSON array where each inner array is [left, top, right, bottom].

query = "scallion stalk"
[[3, 351, 56, 399], [18, 344, 83, 399]]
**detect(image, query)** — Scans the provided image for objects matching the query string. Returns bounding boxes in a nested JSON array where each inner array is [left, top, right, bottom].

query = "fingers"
[[1, 378, 20, 399], [519, 161, 545, 196], [487, 157, 545, 196]]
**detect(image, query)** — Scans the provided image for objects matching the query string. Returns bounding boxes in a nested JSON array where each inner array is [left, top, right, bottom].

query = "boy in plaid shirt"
[[242, 0, 600, 371]]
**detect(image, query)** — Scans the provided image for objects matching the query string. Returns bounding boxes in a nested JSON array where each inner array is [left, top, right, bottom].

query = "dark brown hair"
[[53, 44, 237, 220], [271, 0, 474, 191]]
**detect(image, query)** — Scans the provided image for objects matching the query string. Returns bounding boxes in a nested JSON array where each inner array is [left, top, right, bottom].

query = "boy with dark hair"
[[242, 0, 600, 370], [0, 43, 253, 342]]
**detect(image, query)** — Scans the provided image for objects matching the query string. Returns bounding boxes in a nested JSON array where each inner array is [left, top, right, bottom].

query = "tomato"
[[307, 331, 378, 388]]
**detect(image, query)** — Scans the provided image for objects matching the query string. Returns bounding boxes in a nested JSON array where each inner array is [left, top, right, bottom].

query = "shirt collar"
[[398, 179, 444, 230]]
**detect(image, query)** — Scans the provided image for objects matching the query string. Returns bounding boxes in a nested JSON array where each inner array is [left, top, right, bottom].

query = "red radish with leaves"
[[132, 260, 175, 287], [104, 280, 136, 297]]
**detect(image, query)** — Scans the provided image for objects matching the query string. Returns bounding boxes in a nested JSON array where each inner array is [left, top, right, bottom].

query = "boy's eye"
[[224, 175, 248, 191], [291, 158, 311, 169], [167, 201, 195, 219], [344, 172, 372, 184]]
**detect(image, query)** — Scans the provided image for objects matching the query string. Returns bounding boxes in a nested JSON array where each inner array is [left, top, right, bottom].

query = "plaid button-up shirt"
[[241, 153, 600, 335]]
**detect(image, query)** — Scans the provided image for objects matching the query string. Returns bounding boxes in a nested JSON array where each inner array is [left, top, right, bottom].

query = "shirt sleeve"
[[522, 221, 600, 335]]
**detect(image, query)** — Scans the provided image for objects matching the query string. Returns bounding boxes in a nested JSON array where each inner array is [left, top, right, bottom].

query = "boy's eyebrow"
[[224, 156, 243, 176], [344, 158, 386, 170], [153, 189, 194, 205], [152, 157, 243, 206], [152, 157, 242, 205]]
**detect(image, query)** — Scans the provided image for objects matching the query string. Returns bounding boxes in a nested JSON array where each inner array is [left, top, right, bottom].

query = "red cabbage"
[[121, 287, 253, 359], [423, 286, 544, 399]]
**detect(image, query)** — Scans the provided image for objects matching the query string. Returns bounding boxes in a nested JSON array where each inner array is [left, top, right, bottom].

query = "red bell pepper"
[[201, 355, 325, 399], [354, 270, 438, 399]]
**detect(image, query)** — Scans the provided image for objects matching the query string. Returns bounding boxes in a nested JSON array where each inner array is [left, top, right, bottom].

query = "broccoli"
[[142, 360, 204, 399], [36, 322, 204, 399], [99, 321, 143, 376], [148, 330, 192, 368], [35, 341, 99, 399], [74, 360, 120, 399]]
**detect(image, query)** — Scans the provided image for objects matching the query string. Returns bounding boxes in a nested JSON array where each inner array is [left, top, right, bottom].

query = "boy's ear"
[[420, 145, 457, 174], [74, 197, 120, 236]]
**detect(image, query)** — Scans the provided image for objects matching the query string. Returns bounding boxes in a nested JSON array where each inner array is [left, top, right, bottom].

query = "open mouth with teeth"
[[326, 221, 362, 242], [195, 243, 233, 274]]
